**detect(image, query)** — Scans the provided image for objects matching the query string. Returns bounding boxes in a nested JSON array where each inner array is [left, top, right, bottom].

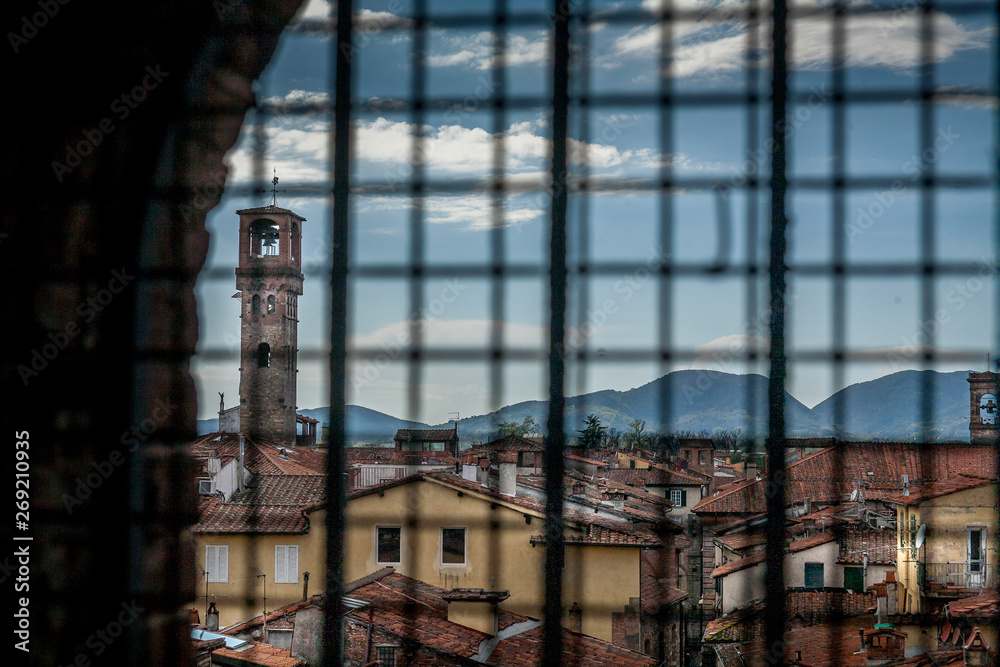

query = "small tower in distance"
[[235, 180, 304, 446], [967, 369, 998, 444]]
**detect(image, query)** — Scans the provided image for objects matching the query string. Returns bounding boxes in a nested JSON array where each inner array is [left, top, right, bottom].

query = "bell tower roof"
[[236, 204, 306, 221]]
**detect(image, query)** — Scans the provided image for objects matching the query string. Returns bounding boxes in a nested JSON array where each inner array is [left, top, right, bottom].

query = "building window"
[[699, 450, 707, 465], [377, 526, 401, 565], [376, 645, 399, 666], [804, 562, 824, 589], [251, 294, 260, 316], [670, 489, 685, 507], [290, 222, 300, 263], [257, 342, 270, 368], [205, 545, 229, 583], [274, 545, 298, 583], [441, 528, 466, 565], [267, 294, 276, 314]]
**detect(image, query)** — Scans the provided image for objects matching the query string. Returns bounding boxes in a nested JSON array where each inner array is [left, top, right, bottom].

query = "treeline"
[[493, 414, 762, 457]]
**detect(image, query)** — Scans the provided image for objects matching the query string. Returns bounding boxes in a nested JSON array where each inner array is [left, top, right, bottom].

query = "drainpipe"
[[302, 571, 309, 601]]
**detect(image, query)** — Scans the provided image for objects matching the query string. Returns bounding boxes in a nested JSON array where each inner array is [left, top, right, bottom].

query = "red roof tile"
[[212, 640, 304, 666], [693, 442, 998, 515], [947, 590, 999, 618], [192, 474, 325, 534], [346, 571, 658, 666], [189, 433, 326, 475]]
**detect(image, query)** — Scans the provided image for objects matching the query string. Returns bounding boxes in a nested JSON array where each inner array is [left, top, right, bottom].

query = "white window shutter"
[[206, 546, 216, 582], [288, 546, 298, 584], [276, 546, 286, 583], [219, 546, 228, 582]]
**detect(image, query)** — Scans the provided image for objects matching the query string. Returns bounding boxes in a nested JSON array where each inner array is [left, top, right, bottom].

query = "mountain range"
[[197, 369, 983, 444]]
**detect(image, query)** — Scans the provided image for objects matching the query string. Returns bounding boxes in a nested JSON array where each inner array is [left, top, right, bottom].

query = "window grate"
[[178, 0, 1000, 666]]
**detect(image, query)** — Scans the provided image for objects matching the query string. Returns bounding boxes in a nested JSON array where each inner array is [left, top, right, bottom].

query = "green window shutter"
[[680, 489, 687, 507]]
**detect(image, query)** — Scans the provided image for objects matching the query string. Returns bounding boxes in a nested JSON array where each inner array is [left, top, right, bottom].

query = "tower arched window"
[[248, 219, 280, 257], [267, 295, 276, 314], [291, 222, 300, 263], [257, 343, 270, 368], [251, 294, 260, 316]]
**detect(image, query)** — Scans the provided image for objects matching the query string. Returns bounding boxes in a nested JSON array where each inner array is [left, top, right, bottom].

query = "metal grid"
[[187, 0, 1000, 665]]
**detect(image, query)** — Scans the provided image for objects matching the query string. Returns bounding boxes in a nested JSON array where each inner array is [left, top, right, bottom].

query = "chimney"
[[964, 627, 990, 666], [206, 602, 219, 631], [746, 461, 757, 480], [497, 451, 517, 497], [863, 627, 906, 664], [442, 589, 509, 636]]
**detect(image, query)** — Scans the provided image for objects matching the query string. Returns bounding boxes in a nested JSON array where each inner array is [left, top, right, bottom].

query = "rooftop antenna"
[[260, 168, 285, 207]]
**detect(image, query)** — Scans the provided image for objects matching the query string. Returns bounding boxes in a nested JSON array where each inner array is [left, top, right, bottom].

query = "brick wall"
[[5, 2, 307, 665], [344, 618, 468, 666]]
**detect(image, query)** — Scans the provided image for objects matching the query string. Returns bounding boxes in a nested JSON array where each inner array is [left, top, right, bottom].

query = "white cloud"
[[611, 0, 989, 78], [351, 319, 547, 349], [428, 31, 549, 70]]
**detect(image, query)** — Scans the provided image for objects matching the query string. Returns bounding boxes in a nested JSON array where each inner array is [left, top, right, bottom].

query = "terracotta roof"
[[884, 475, 995, 505], [788, 531, 838, 552], [193, 474, 326, 534], [605, 467, 707, 487], [714, 531, 767, 553], [212, 640, 304, 666], [564, 453, 610, 465], [712, 532, 836, 577], [345, 447, 458, 465], [531, 523, 662, 548], [946, 589, 999, 618], [705, 591, 877, 647], [480, 434, 545, 452], [347, 571, 658, 666], [189, 433, 326, 475], [440, 588, 510, 603], [223, 595, 325, 635], [712, 552, 767, 578], [692, 442, 998, 515], [393, 427, 457, 442], [640, 550, 688, 614], [838, 527, 897, 565]]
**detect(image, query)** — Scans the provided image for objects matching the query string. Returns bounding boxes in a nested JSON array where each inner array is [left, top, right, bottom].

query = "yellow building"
[[343, 471, 680, 646], [889, 478, 997, 614], [189, 474, 328, 629]]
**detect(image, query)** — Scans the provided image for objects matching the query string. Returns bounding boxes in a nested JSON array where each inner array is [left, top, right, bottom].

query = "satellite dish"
[[915, 524, 926, 549], [850, 489, 860, 502]]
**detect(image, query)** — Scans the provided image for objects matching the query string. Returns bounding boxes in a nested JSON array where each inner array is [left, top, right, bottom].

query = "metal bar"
[[764, 0, 790, 661], [323, 0, 353, 662], [542, 0, 571, 664]]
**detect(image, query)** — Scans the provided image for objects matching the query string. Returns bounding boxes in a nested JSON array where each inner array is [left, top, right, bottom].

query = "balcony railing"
[[919, 562, 997, 592]]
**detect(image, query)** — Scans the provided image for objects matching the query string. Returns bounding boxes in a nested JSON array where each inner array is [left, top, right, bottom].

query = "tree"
[[625, 419, 646, 449], [577, 414, 606, 449], [601, 426, 622, 450], [497, 415, 540, 438]]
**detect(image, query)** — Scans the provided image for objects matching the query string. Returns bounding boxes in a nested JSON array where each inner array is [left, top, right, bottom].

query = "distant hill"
[[198, 369, 980, 444], [811, 370, 973, 441], [429, 370, 833, 442]]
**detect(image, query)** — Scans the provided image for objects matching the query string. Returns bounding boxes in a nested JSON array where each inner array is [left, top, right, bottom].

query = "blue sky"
[[192, 0, 998, 424]]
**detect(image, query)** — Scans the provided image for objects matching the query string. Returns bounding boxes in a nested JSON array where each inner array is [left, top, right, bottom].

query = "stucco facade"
[[344, 476, 644, 642], [894, 483, 998, 613]]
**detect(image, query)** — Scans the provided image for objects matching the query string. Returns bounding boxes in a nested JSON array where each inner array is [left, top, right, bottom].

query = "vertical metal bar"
[[543, 1, 571, 664], [324, 0, 353, 663], [829, 1, 848, 662], [764, 0, 789, 661]]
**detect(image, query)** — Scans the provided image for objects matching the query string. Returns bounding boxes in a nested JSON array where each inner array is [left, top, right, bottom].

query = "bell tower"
[[967, 370, 998, 444], [235, 198, 304, 446]]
